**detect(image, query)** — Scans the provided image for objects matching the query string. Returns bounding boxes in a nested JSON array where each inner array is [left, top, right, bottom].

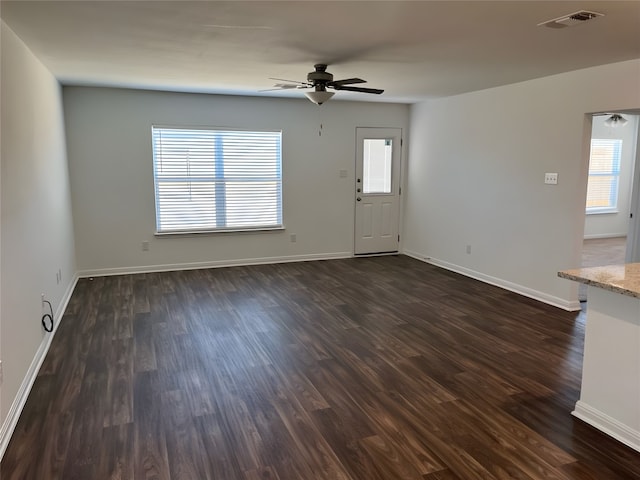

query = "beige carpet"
[[579, 236, 627, 301], [582, 237, 627, 268]]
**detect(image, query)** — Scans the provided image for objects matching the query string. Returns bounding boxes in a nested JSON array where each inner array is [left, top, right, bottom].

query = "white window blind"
[[586, 139, 622, 214], [152, 126, 282, 233]]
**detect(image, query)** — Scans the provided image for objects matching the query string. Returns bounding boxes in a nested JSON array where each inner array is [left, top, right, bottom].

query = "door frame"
[[626, 113, 640, 262]]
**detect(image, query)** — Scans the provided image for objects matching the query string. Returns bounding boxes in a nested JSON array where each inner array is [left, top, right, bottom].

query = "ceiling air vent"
[[538, 10, 604, 29]]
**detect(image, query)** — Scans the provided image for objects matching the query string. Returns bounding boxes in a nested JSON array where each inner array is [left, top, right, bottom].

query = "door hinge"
[[631, 212, 634, 219], [401, 138, 403, 147], [399, 187, 402, 195], [398, 235, 400, 242]]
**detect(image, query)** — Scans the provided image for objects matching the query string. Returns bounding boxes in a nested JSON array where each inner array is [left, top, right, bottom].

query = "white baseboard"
[[403, 250, 581, 311], [77, 252, 353, 278], [583, 233, 627, 240], [0, 274, 79, 461], [573, 401, 640, 453]]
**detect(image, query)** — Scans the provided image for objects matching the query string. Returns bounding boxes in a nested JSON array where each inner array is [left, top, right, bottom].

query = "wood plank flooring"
[[3, 255, 640, 479]]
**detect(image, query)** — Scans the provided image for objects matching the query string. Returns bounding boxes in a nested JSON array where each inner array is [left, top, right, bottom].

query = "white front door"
[[354, 128, 402, 255]]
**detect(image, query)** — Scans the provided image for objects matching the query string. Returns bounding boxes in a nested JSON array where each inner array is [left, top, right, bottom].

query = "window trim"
[[153, 225, 285, 237], [586, 207, 619, 216], [151, 125, 283, 235]]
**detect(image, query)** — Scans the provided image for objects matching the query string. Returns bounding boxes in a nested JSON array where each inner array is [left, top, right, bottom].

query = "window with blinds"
[[586, 139, 622, 214], [152, 126, 282, 233]]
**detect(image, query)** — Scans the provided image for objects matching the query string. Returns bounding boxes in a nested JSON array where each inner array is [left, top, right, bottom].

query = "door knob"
[[357, 197, 361, 201]]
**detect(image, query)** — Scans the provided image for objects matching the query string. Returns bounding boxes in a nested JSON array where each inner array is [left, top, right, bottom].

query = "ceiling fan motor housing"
[[307, 64, 333, 86]]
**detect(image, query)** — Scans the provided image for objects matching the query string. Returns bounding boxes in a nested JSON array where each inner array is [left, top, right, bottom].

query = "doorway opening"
[[580, 112, 640, 301]]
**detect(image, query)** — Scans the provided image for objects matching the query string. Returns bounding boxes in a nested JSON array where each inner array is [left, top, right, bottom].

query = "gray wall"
[[63, 87, 410, 275], [404, 59, 640, 310], [0, 22, 76, 438]]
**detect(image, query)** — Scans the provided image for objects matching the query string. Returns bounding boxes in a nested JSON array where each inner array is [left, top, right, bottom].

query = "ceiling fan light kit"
[[268, 64, 383, 105], [305, 88, 335, 105]]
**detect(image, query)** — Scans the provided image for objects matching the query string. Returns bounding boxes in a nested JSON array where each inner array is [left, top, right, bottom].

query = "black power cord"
[[42, 300, 54, 333]]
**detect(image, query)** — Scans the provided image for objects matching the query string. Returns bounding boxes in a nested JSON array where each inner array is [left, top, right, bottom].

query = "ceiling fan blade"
[[333, 85, 384, 94], [268, 77, 308, 85], [259, 83, 306, 92], [259, 87, 293, 92], [274, 83, 305, 89], [329, 78, 366, 87]]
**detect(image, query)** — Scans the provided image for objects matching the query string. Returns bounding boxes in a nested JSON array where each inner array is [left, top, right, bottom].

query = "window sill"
[[154, 226, 285, 237], [586, 209, 619, 216]]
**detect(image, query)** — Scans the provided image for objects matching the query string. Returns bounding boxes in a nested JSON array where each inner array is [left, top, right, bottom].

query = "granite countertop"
[[558, 263, 640, 298]]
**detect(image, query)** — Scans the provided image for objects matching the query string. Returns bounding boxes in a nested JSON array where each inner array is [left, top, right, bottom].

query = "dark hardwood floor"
[[3, 255, 640, 479]]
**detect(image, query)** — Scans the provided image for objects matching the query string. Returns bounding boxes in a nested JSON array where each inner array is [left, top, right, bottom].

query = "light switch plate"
[[544, 173, 558, 185]]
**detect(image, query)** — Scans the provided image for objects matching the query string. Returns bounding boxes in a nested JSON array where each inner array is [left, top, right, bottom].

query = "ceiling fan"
[[266, 64, 384, 105]]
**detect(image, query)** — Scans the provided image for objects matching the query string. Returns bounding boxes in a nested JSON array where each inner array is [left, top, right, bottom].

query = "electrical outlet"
[[466, 245, 472, 254], [290, 233, 297, 243], [141, 241, 150, 251], [544, 173, 558, 185]]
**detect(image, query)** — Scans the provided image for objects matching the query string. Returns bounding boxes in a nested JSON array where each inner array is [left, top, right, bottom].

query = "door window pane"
[[363, 138, 392, 194]]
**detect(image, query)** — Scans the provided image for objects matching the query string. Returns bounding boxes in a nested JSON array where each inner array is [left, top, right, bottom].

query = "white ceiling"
[[2, 1, 639, 103]]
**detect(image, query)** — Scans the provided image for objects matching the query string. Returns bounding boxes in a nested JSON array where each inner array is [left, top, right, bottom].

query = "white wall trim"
[[403, 250, 581, 312], [0, 274, 79, 461], [583, 233, 627, 240], [573, 401, 640, 453], [78, 252, 353, 278]]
